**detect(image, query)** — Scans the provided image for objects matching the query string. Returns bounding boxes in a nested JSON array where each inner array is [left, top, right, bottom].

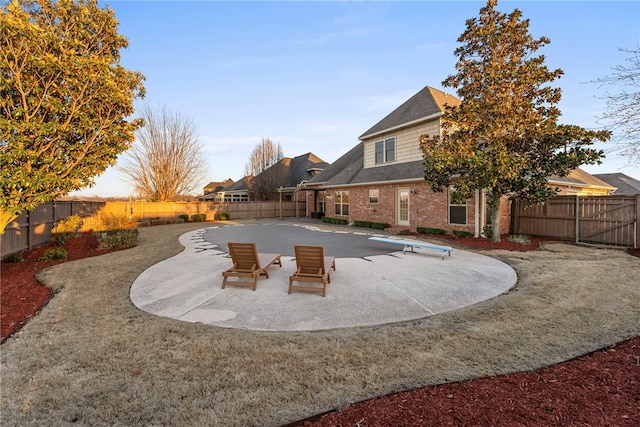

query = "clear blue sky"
[[74, 0, 640, 197]]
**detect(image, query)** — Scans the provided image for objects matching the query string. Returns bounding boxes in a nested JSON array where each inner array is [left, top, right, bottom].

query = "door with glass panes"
[[396, 188, 410, 226]]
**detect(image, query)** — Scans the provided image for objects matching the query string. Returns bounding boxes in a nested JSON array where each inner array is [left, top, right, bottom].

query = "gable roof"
[[202, 179, 234, 195], [281, 152, 329, 188], [305, 142, 424, 188], [359, 86, 460, 140], [593, 173, 640, 195], [223, 176, 252, 192], [251, 152, 329, 191], [547, 168, 616, 192]]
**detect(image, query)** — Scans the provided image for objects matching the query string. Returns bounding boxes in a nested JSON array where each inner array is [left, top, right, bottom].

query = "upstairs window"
[[375, 137, 395, 164]]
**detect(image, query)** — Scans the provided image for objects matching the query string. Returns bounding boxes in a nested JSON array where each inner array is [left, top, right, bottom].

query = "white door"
[[397, 188, 410, 226]]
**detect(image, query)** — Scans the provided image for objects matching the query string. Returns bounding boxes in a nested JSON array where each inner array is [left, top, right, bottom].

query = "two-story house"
[[304, 85, 618, 236], [304, 86, 498, 235]]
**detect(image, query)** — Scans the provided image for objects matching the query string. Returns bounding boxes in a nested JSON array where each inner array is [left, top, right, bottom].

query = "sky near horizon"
[[74, 0, 640, 198]]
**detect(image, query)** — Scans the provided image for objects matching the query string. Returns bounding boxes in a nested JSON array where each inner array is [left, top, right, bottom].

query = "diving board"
[[368, 236, 452, 260]]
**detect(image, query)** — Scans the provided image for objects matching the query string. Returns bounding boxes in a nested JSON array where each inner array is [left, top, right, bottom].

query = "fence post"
[[575, 195, 580, 244], [633, 194, 640, 248]]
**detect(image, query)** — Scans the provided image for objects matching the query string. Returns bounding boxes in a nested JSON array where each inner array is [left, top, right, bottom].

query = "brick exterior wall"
[[312, 183, 512, 236]]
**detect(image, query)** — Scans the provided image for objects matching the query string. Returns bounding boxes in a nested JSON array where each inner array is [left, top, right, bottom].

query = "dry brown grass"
[[1, 222, 638, 426]]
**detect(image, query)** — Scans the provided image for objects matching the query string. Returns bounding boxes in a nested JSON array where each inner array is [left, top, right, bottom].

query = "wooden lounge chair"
[[222, 242, 282, 291], [288, 245, 336, 297]]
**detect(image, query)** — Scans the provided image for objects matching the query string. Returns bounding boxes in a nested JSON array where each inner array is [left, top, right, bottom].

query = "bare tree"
[[119, 106, 208, 201], [244, 138, 284, 177], [250, 160, 289, 201], [594, 47, 640, 164]]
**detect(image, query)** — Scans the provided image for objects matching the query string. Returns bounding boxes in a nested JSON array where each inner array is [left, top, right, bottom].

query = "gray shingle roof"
[[359, 86, 459, 139], [282, 153, 329, 188], [223, 176, 252, 192], [308, 86, 459, 188], [306, 142, 424, 187], [247, 152, 329, 190], [593, 173, 640, 195]]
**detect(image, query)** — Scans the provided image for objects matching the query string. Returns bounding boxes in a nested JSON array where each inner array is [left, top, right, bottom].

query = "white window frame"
[[448, 186, 467, 225], [369, 189, 379, 204], [334, 191, 349, 216], [375, 137, 396, 164]]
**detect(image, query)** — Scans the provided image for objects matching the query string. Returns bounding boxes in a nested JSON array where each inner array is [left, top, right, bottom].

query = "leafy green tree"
[[420, 0, 608, 242], [0, 0, 145, 233]]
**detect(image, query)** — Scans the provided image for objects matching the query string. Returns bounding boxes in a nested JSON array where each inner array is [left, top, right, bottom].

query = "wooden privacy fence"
[[511, 195, 639, 248], [2, 200, 306, 256]]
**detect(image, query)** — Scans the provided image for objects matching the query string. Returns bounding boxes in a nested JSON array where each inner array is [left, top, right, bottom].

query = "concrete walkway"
[[130, 220, 517, 331]]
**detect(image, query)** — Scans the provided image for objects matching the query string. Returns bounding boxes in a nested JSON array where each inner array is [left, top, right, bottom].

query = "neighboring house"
[[269, 152, 328, 202], [593, 173, 640, 195], [215, 153, 328, 203], [548, 169, 616, 196], [215, 176, 253, 202], [200, 179, 234, 201]]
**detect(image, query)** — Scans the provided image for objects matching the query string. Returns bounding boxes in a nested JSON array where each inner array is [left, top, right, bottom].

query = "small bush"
[[417, 227, 445, 235], [51, 215, 82, 245], [371, 222, 389, 230], [217, 212, 230, 221], [453, 230, 474, 238], [41, 247, 67, 261], [191, 213, 206, 222], [3, 253, 24, 263], [507, 234, 531, 245], [482, 224, 493, 238], [179, 214, 189, 222], [99, 229, 139, 250]]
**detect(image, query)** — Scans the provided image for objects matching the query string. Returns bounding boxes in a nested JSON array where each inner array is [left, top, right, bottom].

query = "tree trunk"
[[487, 192, 502, 243], [0, 209, 18, 236]]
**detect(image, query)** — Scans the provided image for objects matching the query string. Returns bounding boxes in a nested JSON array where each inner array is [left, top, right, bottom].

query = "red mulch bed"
[[2, 234, 639, 426], [1, 233, 114, 342]]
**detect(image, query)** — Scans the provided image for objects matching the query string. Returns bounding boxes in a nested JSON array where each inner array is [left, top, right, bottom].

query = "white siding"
[[363, 118, 441, 169]]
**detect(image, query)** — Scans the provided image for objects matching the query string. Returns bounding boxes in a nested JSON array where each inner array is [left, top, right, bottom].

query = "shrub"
[[453, 230, 474, 238], [191, 213, 206, 222], [322, 217, 348, 225], [217, 212, 230, 221], [3, 253, 24, 263], [93, 213, 138, 232], [99, 229, 139, 250], [417, 227, 445, 235], [41, 247, 67, 261], [354, 220, 371, 228], [482, 224, 493, 238], [353, 220, 388, 229], [51, 215, 82, 245], [179, 214, 189, 222]]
